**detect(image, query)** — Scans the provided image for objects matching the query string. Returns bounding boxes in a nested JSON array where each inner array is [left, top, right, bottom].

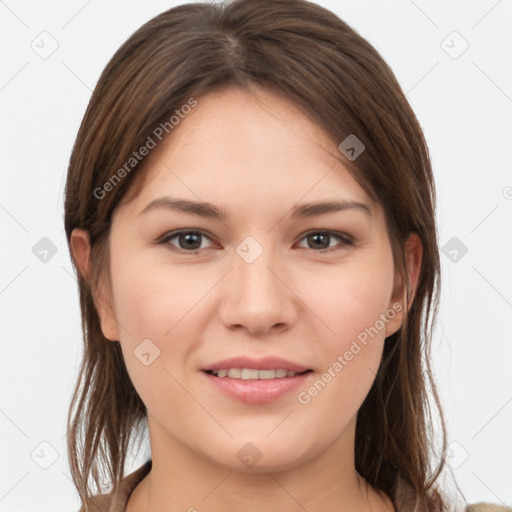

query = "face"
[[74, 86, 410, 474]]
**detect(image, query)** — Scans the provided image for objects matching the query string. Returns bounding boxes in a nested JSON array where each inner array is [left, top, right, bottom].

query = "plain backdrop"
[[1, 1, 511, 510]]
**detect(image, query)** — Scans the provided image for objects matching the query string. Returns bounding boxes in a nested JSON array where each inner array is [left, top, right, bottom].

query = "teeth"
[[210, 368, 299, 379], [241, 368, 259, 380]]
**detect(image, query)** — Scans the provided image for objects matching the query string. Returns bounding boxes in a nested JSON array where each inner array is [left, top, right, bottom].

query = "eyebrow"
[[138, 196, 372, 220]]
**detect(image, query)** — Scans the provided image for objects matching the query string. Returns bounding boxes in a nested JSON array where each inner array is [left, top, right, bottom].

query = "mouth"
[[204, 368, 313, 379], [200, 357, 313, 403]]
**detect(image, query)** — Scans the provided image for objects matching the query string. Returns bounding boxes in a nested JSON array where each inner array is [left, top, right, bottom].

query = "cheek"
[[295, 255, 395, 408], [108, 256, 209, 416], [110, 253, 216, 343], [301, 258, 395, 345], [107, 250, 214, 397]]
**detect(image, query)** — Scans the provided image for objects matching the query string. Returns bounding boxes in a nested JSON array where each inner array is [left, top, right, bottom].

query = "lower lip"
[[202, 371, 311, 403]]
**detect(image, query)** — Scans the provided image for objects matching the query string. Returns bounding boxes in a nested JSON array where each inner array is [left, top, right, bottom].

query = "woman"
[[64, 0, 505, 510]]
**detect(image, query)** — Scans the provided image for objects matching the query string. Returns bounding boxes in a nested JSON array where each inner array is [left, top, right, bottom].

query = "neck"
[[128, 415, 394, 512]]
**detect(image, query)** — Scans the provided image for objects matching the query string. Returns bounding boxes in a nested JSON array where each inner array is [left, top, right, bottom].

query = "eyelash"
[[157, 229, 354, 254]]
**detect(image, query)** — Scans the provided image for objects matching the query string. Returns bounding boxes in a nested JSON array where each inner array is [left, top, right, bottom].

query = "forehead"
[[117, 86, 374, 217]]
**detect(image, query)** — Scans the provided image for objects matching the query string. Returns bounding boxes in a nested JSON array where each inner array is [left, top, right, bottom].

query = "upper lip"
[[202, 356, 311, 373]]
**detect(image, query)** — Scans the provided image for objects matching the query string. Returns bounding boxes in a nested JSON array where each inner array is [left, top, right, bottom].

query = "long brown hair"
[[64, 0, 448, 509]]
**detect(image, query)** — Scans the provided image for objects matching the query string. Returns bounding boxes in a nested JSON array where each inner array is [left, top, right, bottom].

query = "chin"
[[207, 437, 315, 474]]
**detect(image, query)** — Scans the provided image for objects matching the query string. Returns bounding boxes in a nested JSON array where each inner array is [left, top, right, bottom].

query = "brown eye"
[[296, 231, 353, 252], [160, 230, 214, 252]]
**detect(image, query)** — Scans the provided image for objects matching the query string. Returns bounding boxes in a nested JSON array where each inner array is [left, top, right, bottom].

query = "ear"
[[70, 228, 120, 341], [385, 233, 423, 337], [70, 228, 92, 280]]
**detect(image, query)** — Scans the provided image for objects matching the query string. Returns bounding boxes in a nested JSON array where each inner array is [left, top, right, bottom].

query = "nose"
[[219, 243, 298, 336]]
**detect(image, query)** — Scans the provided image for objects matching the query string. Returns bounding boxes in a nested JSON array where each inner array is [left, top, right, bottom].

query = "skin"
[[71, 86, 422, 512]]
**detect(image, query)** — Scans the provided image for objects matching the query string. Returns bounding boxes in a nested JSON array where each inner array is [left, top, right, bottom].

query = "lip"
[[202, 370, 312, 403], [200, 356, 312, 404], [201, 356, 310, 373]]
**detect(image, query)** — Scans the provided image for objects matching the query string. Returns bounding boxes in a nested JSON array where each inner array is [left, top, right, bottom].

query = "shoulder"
[[78, 493, 112, 512], [77, 459, 152, 512], [465, 505, 512, 512], [392, 472, 512, 512]]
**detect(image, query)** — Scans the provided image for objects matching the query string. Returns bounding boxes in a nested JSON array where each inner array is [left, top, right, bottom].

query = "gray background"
[[1, 0, 511, 510]]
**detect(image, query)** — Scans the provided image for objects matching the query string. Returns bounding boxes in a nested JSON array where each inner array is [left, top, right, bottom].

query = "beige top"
[[79, 460, 511, 512]]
